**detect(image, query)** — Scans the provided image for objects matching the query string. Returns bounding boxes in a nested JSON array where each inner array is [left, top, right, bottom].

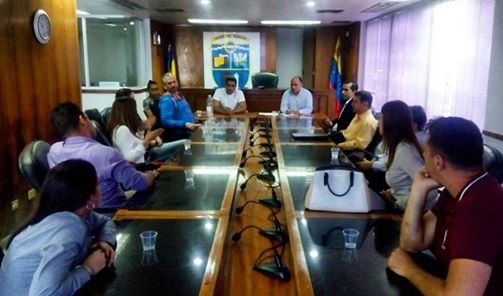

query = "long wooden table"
[[77, 113, 432, 296]]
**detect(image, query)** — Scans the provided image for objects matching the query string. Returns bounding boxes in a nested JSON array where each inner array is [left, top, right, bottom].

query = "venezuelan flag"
[[329, 36, 343, 115], [167, 40, 177, 77]]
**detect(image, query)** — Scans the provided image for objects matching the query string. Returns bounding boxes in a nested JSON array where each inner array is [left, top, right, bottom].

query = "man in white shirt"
[[212, 77, 247, 115], [280, 76, 313, 115]]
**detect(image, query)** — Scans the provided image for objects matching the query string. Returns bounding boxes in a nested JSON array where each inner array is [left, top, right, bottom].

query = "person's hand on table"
[[185, 122, 201, 130], [91, 240, 116, 267], [356, 159, 373, 171], [380, 189, 396, 204], [83, 248, 107, 275]]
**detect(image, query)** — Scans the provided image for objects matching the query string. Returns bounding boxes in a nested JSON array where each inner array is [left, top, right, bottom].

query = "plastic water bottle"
[[206, 95, 213, 117]]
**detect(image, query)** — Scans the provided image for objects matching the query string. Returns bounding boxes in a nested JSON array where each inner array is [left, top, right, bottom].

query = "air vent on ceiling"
[[317, 9, 344, 14], [111, 0, 146, 10], [331, 21, 352, 25], [361, 2, 399, 13], [156, 8, 185, 13]]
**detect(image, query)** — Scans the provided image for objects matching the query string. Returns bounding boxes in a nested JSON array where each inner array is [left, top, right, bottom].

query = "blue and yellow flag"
[[166, 38, 177, 77], [329, 37, 343, 115]]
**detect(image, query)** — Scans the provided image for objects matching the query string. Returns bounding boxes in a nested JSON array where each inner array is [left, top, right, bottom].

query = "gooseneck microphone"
[[253, 243, 291, 281], [240, 172, 276, 190], [240, 155, 277, 168]]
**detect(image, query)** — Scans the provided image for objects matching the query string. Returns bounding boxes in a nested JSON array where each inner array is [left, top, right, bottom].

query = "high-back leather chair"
[[101, 107, 112, 128], [483, 144, 503, 183], [252, 72, 279, 89], [91, 120, 112, 147], [18, 140, 50, 191], [85, 108, 105, 129]]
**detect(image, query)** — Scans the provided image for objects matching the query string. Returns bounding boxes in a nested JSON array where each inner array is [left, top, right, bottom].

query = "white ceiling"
[[77, 0, 422, 25]]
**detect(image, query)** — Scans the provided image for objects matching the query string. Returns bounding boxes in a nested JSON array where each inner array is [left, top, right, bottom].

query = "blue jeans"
[[148, 139, 184, 162]]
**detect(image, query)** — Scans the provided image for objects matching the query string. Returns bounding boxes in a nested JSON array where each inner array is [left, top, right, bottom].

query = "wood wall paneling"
[[0, 0, 81, 203], [150, 20, 173, 86], [302, 28, 316, 89]]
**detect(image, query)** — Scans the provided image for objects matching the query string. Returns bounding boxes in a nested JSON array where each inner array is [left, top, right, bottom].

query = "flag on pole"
[[166, 38, 177, 77], [329, 36, 343, 115]]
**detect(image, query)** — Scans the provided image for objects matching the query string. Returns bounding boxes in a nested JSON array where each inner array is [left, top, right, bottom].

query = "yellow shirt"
[[339, 109, 378, 150]]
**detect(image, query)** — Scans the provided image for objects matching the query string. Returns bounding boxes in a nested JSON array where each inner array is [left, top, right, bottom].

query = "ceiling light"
[[129, 21, 135, 25], [307, 1, 315, 7], [123, 28, 127, 31], [188, 19, 248, 24], [261, 20, 321, 25], [105, 23, 117, 27], [76, 9, 90, 15], [201, 0, 211, 4]]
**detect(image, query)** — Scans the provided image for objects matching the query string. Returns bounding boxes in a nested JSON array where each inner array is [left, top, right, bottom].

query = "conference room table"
[[77, 113, 439, 296]]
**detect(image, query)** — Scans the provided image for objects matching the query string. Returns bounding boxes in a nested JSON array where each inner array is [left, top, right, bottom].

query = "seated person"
[[329, 90, 378, 150], [0, 159, 116, 295], [47, 102, 158, 208], [377, 100, 437, 210], [115, 87, 134, 100], [107, 98, 183, 163], [356, 114, 389, 192], [388, 117, 503, 296], [159, 73, 201, 141], [280, 76, 313, 115], [212, 77, 247, 115], [324, 81, 357, 131], [143, 80, 162, 130], [410, 105, 427, 145]]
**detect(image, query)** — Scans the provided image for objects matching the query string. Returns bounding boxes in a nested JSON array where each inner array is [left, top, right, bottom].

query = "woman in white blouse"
[[107, 98, 182, 163], [380, 100, 437, 210]]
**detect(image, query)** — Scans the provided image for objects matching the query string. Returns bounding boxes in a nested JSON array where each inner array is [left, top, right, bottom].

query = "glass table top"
[[297, 217, 444, 296], [131, 169, 235, 211], [76, 218, 218, 296]]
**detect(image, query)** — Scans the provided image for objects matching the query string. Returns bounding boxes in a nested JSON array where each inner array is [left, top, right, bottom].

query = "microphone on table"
[[239, 172, 276, 190], [253, 248, 291, 281], [241, 143, 275, 158], [240, 155, 277, 168], [233, 201, 287, 244]]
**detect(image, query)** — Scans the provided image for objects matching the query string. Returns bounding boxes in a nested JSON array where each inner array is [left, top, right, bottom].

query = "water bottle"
[[206, 95, 213, 117]]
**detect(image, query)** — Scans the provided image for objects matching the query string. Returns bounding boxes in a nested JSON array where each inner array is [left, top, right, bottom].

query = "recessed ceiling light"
[[188, 19, 248, 24], [201, 0, 210, 4], [123, 28, 127, 31], [76, 9, 90, 15], [105, 23, 117, 27], [261, 20, 321, 25], [307, 1, 315, 7]]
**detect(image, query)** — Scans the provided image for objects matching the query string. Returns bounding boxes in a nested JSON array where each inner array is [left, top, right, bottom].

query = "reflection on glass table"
[[298, 217, 444, 296], [275, 117, 325, 128], [168, 143, 239, 166], [75, 219, 217, 296], [199, 117, 245, 128], [191, 127, 242, 143], [131, 168, 235, 211]]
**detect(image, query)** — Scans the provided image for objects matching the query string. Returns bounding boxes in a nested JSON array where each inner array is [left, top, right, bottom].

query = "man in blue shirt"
[[280, 76, 313, 115], [159, 73, 201, 141]]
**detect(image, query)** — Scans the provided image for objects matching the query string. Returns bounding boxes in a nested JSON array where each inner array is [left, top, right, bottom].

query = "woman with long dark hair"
[[380, 100, 437, 210], [0, 159, 116, 295], [107, 98, 183, 163]]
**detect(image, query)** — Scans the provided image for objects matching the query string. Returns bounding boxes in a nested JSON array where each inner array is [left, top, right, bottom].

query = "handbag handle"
[[323, 171, 354, 197]]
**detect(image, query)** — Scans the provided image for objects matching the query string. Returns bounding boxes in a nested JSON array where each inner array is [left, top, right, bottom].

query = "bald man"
[[280, 76, 313, 115], [159, 73, 200, 141]]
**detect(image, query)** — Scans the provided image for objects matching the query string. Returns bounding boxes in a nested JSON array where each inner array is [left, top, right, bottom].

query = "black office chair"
[[18, 140, 50, 191], [251, 72, 279, 89], [91, 120, 112, 147], [85, 108, 105, 128], [101, 107, 112, 128], [483, 144, 503, 183]]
